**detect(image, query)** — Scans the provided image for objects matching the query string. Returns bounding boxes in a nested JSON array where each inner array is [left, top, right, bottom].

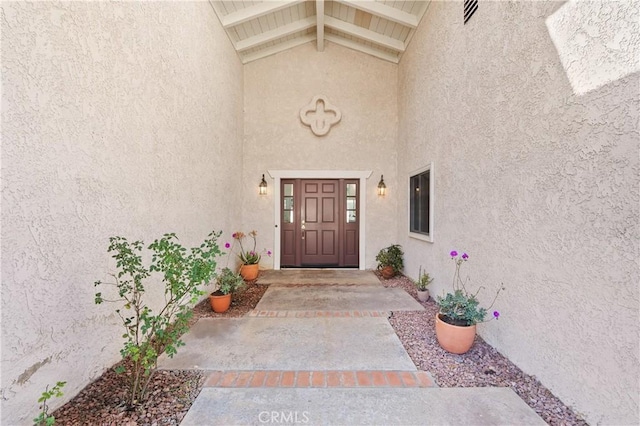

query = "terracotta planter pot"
[[209, 292, 232, 313], [435, 313, 476, 354], [239, 264, 259, 281], [381, 266, 395, 279], [417, 289, 430, 302]]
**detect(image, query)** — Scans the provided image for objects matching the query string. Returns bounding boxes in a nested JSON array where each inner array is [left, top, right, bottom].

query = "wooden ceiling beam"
[[336, 0, 419, 28], [236, 16, 316, 52], [324, 16, 405, 52], [221, 0, 305, 28], [324, 34, 399, 63], [316, 0, 325, 52], [242, 34, 317, 64]]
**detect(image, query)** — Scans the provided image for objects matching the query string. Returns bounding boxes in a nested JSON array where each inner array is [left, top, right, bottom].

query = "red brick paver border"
[[203, 370, 436, 388], [281, 371, 295, 387], [296, 371, 311, 387]]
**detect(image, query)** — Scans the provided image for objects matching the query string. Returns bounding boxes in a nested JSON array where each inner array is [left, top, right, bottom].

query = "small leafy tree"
[[33, 381, 66, 426], [94, 231, 222, 406]]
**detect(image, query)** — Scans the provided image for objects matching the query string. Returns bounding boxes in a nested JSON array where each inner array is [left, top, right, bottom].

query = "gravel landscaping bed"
[[53, 273, 587, 425], [378, 272, 588, 426], [52, 280, 267, 425]]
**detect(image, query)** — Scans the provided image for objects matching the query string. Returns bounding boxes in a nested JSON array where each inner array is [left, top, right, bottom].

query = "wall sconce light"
[[377, 174, 386, 196], [259, 174, 268, 195]]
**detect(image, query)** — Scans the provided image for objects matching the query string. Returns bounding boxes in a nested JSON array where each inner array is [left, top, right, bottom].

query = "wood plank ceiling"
[[209, 1, 431, 64]]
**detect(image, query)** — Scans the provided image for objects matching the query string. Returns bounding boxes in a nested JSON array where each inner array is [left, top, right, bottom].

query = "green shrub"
[[94, 231, 222, 406], [375, 244, 404, 273], [215, 267, 245, 295]]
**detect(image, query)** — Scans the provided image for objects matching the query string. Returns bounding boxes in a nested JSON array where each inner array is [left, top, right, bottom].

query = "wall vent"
[[464, 0, 478, 24]]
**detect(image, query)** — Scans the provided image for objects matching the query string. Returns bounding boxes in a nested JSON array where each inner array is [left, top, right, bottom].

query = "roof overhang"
[[209, 0, 431, 64]]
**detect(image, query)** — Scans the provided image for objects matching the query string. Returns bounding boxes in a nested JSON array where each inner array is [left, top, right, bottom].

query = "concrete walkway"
[[182, 388, 544, 425], [157, 270, 545, 425], [157, 316, 416, 371]]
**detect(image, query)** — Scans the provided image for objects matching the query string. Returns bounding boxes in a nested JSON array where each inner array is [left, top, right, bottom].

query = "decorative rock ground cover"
[[379, 272, 588, 426], [52, 281, 267, 425]]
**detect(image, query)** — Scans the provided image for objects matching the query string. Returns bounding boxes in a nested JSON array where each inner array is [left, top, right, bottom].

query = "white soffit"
[[209, 1, 431, 64]]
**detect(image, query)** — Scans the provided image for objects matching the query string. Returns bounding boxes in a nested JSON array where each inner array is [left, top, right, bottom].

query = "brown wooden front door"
[[280, 179, 359, 268]]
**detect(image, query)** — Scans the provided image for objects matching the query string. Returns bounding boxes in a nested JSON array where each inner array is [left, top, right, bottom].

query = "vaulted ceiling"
[[209, 1, 431, 64]]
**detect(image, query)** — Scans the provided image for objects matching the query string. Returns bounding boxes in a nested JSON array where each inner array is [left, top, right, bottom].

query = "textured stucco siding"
[[1, 2, 243, 423], [243, 42, 398, 269], [398, 1, 639, 424]]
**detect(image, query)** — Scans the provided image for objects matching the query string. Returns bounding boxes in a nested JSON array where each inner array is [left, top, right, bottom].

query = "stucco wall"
[[398, 1, 639, 424], [243, 42, 398, 269], [1, 2, 243, 423]]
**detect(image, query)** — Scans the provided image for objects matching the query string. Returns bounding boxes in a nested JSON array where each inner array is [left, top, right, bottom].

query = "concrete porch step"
[[254, 283, 425, 312], [256, 270, 381, 286]]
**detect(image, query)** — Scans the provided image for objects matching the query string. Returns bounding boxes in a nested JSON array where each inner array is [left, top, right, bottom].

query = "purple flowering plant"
[[435, 250, 504, 326]]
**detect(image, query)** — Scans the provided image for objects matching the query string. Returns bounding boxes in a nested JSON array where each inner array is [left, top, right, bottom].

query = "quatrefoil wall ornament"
[[299, 95, 342, 136]]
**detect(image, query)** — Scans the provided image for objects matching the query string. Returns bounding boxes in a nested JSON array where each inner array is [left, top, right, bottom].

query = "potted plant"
[[415, 266, 433, 302], [376, 244, 404, 279], [231, 231, 271, 281], [209, 267, 245, 313], [435, 250, 504, 354]]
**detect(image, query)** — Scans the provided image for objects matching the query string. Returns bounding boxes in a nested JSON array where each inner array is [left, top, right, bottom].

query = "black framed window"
[[409, 164, 433, 241]]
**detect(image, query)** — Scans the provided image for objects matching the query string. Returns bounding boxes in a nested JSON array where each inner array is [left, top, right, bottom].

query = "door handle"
[[301, 224, 305, 240]]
